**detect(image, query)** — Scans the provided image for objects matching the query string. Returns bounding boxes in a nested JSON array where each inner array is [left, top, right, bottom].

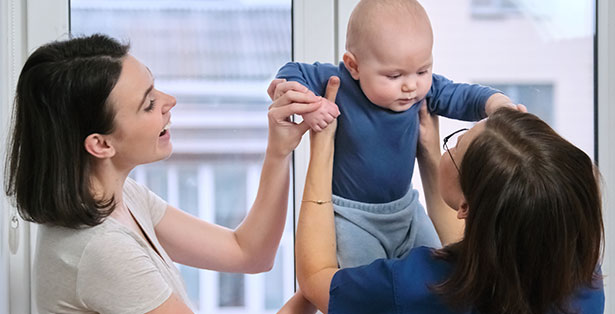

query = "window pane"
[[218, 272, 245, 307], [424, 0, 594, 157], [214, 164, 246, 229], [70, 1, 293, 313]]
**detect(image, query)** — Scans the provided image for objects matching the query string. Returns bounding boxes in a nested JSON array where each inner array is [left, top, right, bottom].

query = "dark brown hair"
[[434, 108, 603, 314], [5, 34, 129, 228]]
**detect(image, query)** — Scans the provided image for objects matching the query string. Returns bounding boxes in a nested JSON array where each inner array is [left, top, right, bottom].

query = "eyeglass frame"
[[443, 128, 469, 174]]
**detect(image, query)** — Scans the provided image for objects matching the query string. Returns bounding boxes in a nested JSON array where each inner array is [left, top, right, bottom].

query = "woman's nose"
[[161, 92, 177, 113]]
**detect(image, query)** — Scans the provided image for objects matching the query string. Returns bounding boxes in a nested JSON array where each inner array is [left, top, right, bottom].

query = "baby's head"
[[344, 0, 434, 112]]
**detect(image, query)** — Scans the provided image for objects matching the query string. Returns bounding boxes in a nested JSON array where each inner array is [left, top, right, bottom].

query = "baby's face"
[[353, 26, 433, 112]]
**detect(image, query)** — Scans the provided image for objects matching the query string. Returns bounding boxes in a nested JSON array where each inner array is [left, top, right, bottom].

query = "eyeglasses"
[[443, 128, 469, 174]]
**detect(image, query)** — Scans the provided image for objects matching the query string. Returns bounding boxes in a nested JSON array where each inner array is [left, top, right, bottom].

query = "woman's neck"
[[89, 158, 132, 210]]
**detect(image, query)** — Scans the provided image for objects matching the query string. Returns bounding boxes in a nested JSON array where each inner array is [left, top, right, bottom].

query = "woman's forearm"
[[233, 153, 291, 273], [296, 129, 338, 312]]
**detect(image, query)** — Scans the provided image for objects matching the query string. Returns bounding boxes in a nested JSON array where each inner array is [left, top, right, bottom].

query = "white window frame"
[[2, 0, 614, 312], [597, 0, 615, 312]]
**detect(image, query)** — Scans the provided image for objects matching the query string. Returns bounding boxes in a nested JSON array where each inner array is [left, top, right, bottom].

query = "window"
[[420, 1, 594, 159], [471, 0, 520, 18], [71, 1, 293, 313], [484, 84, 554, 125]]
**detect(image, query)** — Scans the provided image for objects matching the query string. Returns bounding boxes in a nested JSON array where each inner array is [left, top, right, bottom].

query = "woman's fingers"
[[272, 80, 311, 101], [267, 78, 286, 100], [269, 102, 321, 123], [270, 90, 320, 109]]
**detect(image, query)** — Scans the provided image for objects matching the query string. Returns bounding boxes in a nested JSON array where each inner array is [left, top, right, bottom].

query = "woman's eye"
[[144, 98, 156, 112]]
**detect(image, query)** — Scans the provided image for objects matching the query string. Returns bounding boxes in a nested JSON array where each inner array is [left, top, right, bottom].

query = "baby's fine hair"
[[345, 0, 432, 55]]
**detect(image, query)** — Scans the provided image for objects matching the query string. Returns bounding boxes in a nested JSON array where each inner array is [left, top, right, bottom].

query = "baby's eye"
[[418, 71, 428, 75], [386, 74, 401, 79]]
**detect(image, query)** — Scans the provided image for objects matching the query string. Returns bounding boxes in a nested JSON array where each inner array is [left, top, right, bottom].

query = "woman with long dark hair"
[[5, 34, 335, 313], [285, 103, 604, 314]]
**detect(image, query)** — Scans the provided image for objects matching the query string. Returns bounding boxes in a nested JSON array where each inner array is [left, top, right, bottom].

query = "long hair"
[[5, 34, 130, 228], [434, 108, 603, 314]]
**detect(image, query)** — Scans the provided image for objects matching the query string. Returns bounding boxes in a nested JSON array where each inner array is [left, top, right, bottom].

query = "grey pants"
[[333, 188, 442, 268]]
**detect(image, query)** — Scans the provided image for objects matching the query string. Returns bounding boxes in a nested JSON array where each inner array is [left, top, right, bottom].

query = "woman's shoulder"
[[34, 222, 143, 312], [123, 177, 168, 226]]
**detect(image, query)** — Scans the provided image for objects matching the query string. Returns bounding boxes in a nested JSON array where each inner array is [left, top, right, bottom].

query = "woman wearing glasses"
[[285, 104, 604, 314]]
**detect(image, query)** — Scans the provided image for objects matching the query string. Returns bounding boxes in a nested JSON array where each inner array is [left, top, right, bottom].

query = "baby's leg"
[[334, 210, 387, 268], [395, 191, 442, 259]]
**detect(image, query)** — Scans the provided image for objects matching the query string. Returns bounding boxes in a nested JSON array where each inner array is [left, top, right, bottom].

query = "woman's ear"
[[457, 201, 469, 220], [84, 133, 115, 159], [342, 52, 360, 80]]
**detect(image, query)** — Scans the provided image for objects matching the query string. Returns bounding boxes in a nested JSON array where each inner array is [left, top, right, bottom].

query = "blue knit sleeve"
[[426, 73, 501, 121], [276, 62, 339, 97]]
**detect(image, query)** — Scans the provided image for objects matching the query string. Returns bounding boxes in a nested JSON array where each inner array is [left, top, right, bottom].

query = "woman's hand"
[[310, 76, 340, 139], [266, 79, 323, 158], [416, 100, 441, 165]]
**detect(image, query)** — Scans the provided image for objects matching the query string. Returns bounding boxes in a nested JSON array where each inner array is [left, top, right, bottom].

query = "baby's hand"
[[485, 93, 528, 115], [302, 98, 340, 132]]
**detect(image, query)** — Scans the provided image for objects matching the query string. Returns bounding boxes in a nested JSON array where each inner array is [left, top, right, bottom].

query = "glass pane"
[[146, 167, 168, 201], [70, 1, 293, 313], [218, 272, 245, 307], [214, 164, 246, 229], [264, 246, 284, 309], [488, 84, 554, 125], [412, 0, 595, 208], [422, 0, 594, 155], [177, 167, 200, 309]]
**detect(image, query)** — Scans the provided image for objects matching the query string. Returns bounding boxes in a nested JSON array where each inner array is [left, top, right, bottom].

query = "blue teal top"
[[277, 62, 499, 203], [329, 246, 605, 314]]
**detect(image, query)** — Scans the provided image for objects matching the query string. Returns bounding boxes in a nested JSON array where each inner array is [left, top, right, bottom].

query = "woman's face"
[[439, 120, 486, 214], [106, 54, 176, 168]]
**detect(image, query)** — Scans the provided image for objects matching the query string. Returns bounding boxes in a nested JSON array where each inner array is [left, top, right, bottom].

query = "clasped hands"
[[268, 77, 341, 132]]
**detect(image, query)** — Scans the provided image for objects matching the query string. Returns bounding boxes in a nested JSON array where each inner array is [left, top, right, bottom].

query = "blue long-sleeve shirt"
[[277, 62, 499, 203]]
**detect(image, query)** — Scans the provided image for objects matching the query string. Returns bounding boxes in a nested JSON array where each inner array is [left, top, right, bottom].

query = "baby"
[[277, 0, 517, 268]]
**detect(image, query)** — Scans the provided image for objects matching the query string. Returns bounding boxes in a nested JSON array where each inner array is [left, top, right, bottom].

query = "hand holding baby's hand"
[[302, 98, 340, 132]]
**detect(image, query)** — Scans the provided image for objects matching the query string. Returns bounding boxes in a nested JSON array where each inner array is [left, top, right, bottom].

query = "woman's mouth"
[[159, 121, 171, 137]]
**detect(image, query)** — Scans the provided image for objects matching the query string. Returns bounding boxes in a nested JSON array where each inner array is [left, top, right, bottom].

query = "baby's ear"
[[84, 133, 116, 159], [342, 52, 360, 80]]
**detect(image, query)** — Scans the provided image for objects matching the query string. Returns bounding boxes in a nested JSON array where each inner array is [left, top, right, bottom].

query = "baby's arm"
[[427, 74, 525, 120], [275, 62, 341, 132]]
